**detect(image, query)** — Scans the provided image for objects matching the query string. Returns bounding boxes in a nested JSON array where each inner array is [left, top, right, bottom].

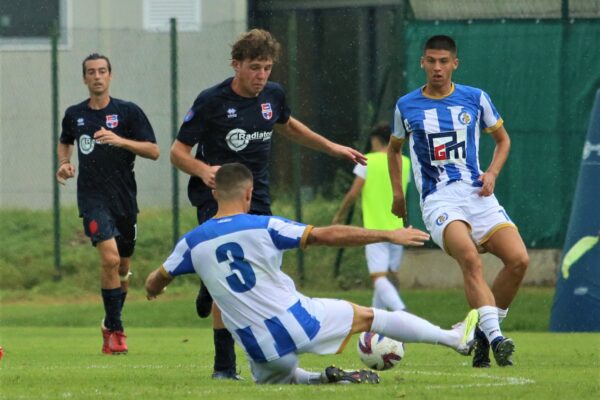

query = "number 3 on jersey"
[[216, 242, 256, 293]]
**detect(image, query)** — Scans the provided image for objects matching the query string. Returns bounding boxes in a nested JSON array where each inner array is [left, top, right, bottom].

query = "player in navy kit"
[[170, 29, 366, 379], [56, 53, 159, 355], [388, 36, 529, 367]]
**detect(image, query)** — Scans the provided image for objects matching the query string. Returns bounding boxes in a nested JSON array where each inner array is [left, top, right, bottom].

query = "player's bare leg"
[[118, 257, 131, 312], [443, 221, 513, 365], [483, 227, 529, 309], [97, 239, 127, 354], [443, 221, 495, 308]]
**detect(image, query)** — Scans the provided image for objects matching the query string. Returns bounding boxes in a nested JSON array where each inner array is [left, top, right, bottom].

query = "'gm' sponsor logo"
[[427, 129, 467, 166], [79, 134, 96, 155], [225, 129, 272, 152]]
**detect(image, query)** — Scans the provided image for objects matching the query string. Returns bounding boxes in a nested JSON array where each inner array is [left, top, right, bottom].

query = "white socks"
[[373, 277, 406, 311], [293, 368, 324, 384], [478, 306, 503, 343], [371, 308, 459, 348], [497, 307, 508, 324]]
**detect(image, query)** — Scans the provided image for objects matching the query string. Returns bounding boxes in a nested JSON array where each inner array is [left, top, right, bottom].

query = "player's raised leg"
[[352, 303, 478, 355]]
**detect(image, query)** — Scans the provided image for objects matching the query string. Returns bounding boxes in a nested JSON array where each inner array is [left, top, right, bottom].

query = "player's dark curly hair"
[[231, 29, 281, 62], [370, 122, 391, 144], [82, 53, 112, 76], [424, 35, 457, 56]]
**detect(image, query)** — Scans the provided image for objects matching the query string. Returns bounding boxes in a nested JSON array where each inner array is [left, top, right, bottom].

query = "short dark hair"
[[424, 35, 457, 56], [215, 163, 253, 198], [370, 123, 391, 144], [82, 53, 112, 76], [231, 29, 281, 62]]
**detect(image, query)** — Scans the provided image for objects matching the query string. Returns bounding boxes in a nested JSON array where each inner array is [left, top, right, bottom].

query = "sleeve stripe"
[[300, 225, 314, 249], [484, 118, 504, 133], [159, 265, 173, 278]]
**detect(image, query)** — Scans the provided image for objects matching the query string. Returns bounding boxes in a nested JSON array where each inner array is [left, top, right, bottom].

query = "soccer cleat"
[[453, 309, 479, 355], [108, 330, 128, 355], [101, 320, 112, 354], [195, 282, 213, 318], [211, 369, 243, 380], [472, 327, 491, 368], [491, 336, 515, 367], [323, 366, 380, 384]]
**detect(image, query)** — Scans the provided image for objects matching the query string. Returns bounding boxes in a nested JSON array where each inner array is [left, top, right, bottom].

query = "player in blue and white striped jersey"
[[388, 35, 529, 368], [145, 163, 479, 384]]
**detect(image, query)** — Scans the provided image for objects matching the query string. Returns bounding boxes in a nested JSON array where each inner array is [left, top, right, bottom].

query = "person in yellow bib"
[[333, 123, 412, 310]]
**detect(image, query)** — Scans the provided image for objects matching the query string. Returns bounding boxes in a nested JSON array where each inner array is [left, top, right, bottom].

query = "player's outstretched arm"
[[307, 225, 429, 247], [277, 117, 367, 165], [145, 266, 173, 300], [387, 136, 407, 223]]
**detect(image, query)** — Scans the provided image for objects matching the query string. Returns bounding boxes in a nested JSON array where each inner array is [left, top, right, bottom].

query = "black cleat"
[[211, 369, 243, 380], [472, 327, 491, 368], [195, 281, 213, 318], [492, 337, 515, 367], [324, 365, 380, 384]]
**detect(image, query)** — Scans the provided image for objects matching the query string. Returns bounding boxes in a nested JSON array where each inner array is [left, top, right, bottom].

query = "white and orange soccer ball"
[[357, 332, 404, 371]]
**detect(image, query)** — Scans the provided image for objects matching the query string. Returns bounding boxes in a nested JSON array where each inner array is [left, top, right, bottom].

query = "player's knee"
[[101, 254, 120, 272], [458, 251, 483, 274], [351, 305, 374, 333], [508, 252, 529, 277]]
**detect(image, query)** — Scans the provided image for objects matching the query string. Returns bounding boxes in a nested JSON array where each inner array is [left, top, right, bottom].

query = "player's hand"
[[200, 165, 221, 189], [478, 171, 497, 196], [93, 127, 123, 147], [389, 226, 430, 246], [146, 286, 167, 300], [330, 144, 367, 165], [391, 194, 407, 223], [56, 163, 76, 185]]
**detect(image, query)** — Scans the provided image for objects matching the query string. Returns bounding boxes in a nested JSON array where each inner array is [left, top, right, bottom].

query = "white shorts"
[[365, 242, 404, 274], [422, 182, 516, 253], [248, 297, 354, 384]]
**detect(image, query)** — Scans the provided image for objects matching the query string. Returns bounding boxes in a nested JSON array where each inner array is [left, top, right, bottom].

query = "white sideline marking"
[[402, 370, 535, 389]]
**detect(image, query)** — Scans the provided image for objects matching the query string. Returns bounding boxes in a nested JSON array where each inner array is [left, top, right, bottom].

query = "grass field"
[[1, 288, 599, 399]]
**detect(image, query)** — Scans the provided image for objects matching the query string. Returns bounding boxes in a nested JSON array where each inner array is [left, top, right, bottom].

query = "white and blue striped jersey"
[[162, 214, 318, 363], [392, 83, 503, 201]]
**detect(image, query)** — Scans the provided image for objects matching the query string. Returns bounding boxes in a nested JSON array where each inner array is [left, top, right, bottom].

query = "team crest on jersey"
[[184, 109, 194, 122], [458, 111, 472, 126], [77, 118, 85, 126], [435, 212, 449, 226], [105, 114, 119, 128], [261, 103, 273, 120]]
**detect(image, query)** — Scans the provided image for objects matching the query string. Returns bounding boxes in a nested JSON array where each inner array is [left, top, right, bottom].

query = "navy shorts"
[[82, 209, 137, 257]]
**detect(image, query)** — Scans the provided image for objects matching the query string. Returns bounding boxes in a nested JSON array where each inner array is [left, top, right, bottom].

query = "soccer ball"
[[357, 332, 404, 370]]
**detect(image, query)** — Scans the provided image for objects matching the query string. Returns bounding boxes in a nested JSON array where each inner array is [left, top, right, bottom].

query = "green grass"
[[1, 289, 599, 399], [0, 291, 600, 400]]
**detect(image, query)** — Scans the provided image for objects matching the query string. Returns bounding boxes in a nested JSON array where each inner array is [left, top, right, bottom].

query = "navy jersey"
[[60, 97, 156, 216], [177, 78, 291, 212]]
